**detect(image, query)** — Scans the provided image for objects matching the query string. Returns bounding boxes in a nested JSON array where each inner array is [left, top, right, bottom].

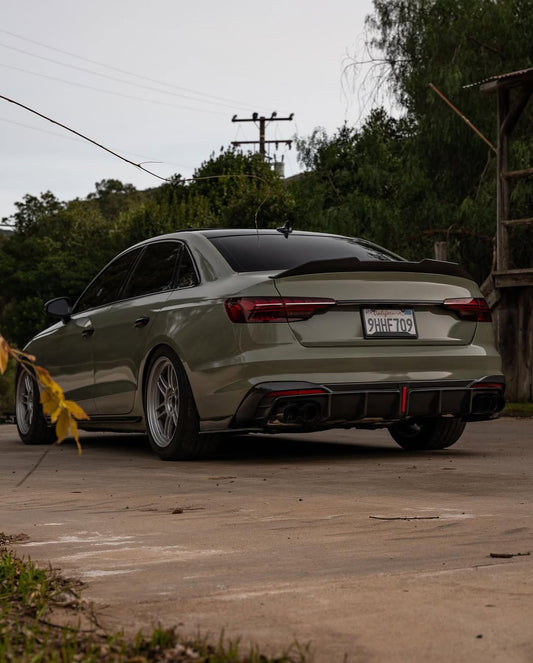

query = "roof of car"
[[196, 228, 334, 237]]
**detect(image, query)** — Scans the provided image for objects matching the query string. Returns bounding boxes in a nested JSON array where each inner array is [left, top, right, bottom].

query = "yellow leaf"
[[64, 400, 89, 421], [55, 408, 71, 444], [70, 418, 83, 455], [40, 388, 62, 421], [0, 334, 9, 375], [36, 366, 56, 391]]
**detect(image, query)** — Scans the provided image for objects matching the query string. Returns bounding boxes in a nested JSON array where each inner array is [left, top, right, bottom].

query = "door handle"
[[81, 326, 94, 338], [134, 316, 150, 328]]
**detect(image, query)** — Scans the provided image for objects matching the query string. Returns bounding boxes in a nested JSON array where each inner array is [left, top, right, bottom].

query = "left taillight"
[[443, 297, 492, 322], [224, 297, 336, 323]]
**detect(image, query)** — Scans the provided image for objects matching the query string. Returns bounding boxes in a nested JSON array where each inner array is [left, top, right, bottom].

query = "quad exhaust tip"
[[270, 400, 323, 426]]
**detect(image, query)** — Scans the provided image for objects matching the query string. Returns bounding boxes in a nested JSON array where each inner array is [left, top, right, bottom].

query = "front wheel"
[[144, 348, 218, 460], [15, 367, 56, 445], [388, 417, 466, 451]]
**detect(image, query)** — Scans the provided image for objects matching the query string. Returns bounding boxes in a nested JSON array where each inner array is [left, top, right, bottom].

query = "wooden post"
[[434, 241, 447, 261], [497, 88, 510, 272]]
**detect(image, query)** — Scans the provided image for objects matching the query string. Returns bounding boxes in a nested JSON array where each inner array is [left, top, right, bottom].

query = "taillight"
[[224, 297, 335, 323], [266, 388, 327, 397], [470, 382, 504, 390], [443, 297, 492, 322]]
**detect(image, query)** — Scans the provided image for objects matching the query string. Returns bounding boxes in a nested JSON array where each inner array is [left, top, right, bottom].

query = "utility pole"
[[231, 112, 294, 156]]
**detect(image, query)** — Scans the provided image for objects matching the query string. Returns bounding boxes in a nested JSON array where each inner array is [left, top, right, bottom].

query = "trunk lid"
[[272, 259, 481, 348]]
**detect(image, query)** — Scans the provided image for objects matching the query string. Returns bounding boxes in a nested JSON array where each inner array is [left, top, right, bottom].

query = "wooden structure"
[[480, 68, 533, 401]]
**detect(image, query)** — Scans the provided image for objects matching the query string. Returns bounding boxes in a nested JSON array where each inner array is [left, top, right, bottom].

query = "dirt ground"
[[1, 419, 532, 662]]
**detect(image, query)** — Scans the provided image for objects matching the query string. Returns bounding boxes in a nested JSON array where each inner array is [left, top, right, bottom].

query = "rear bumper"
[[232, 376, 505, 432]]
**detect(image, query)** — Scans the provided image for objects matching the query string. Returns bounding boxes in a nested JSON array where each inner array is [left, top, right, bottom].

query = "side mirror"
[[45, 297, 72, 323]]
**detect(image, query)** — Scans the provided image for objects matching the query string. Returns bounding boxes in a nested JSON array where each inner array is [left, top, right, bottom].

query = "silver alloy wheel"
[[146, 356, 180, 448], [16, 372, 35, 436]]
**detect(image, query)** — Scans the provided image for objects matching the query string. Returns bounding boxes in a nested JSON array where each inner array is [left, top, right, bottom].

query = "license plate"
[[361, 308, 417, 338]]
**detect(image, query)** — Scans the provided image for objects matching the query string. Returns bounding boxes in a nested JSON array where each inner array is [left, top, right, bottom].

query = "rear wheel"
[[388, 417, 466, 451], [144, 348, 218, 460], [15, 367, 55, 445]]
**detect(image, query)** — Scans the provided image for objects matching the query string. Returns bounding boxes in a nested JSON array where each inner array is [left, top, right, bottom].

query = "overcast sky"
[[1, 0, 376, 223]]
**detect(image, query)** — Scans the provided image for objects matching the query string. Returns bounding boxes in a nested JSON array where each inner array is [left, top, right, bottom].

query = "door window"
[[74, 248, 142, 313], [176, 246, 199, 288], [123, 242, 182, 299]]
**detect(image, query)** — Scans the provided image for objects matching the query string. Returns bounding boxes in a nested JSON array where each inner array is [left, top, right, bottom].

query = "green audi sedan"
[[15, 228, 505, 460]]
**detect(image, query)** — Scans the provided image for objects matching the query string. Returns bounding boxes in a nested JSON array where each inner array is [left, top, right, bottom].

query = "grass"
[[0, 534, 311, 663], [503, 402, 533, 417]]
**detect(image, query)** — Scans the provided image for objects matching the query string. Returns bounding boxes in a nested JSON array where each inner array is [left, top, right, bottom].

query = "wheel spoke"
[[163, 412, 175, 440], [157, 374, 168, 396]]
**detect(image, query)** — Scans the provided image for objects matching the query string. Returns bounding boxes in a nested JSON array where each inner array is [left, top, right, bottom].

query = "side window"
[[176, 246, 199, 288], [123, 242, 181, 299], [74, 248, 142, 313]]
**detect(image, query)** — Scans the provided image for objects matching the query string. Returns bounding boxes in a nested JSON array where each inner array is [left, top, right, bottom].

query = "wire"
[[0, 63, 228, 116], [0, 42, 248, 112], [0, 92, 279, 232], [0, 116, 192, 169], [0, 116, 85, 143], [0, 29, 261, 112], [0, 93, 170, 182]]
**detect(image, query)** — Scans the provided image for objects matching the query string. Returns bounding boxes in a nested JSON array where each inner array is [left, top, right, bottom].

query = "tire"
[[388, 417, 466, 451], [15, 367, 56, 445], [144, 348, 218, 460]]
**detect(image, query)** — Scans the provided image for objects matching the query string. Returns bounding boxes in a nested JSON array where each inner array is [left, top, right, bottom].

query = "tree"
[[186, 149, 294, 229], [86, 179, 141, 219], [0, 192, 120, 346], [366, 0, 533, 189], [343, 0, 533, 278], [291, 111, 430, 255]]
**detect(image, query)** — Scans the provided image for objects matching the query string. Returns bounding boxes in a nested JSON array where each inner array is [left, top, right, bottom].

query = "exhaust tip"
[[270, 399, 324, 426]]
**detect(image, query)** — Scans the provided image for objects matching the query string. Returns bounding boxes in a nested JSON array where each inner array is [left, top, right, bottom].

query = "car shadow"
[[217, 432, 398, 461], [70, 429, 473, 463]]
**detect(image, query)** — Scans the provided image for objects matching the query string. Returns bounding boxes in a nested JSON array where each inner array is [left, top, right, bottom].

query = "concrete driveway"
[[1, 419, 532, 662]]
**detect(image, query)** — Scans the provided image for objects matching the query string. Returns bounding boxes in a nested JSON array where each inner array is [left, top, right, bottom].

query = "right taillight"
[[224, 296, 335, 323], [443, 297, 492, 322]]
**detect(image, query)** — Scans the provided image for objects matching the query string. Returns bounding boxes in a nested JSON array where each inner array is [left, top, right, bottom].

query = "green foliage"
[[0, 191, 123, 345], [328, 0, 533, 280], [187, 148, 294, 228], [291, 110, 438, 259]]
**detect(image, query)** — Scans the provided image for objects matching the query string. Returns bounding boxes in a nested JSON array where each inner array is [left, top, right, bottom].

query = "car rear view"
[[206, 229, 505, 450]]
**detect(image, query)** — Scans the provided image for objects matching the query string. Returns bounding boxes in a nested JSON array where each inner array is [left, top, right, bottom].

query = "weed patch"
[[503, 402, 533, 417]]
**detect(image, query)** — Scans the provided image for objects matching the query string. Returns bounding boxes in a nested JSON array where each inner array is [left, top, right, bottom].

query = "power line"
[[0, 94, 271, 190], [0, 29, 262, 113], [0, 116, 84, 143], [0, 93, 170, 182], [1, 94, 277, 229], [0, 63, 228, 116], [0, 42, 249, 112], [0, 116, 191, 169]]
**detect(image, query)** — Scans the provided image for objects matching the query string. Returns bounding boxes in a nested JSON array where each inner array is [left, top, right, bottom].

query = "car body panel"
[[272, 271, 479, 347], [90, 294, 167, 414], [30, 315, 96, 413]]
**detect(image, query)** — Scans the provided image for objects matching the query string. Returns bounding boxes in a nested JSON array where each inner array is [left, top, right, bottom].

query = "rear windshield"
[[207, 233, 400, 272]]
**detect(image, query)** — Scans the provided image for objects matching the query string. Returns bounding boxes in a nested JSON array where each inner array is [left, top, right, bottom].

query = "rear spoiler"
[[273, 257, 472, 280]]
